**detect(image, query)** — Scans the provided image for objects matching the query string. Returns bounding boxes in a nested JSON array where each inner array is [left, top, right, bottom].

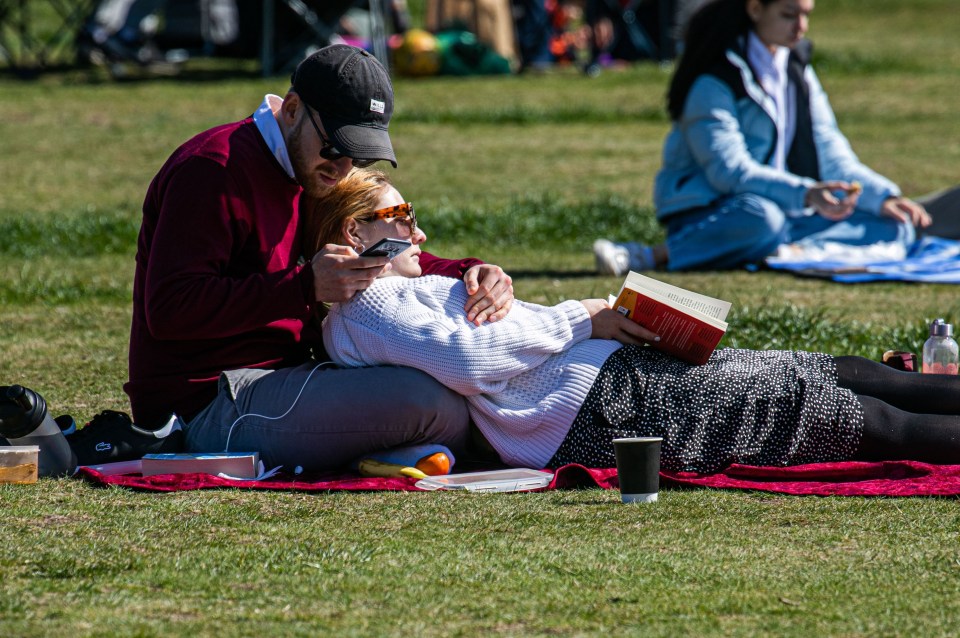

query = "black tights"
[[835, 356, 960, 463]]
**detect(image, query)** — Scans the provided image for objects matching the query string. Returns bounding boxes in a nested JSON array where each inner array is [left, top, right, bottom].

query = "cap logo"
[[370, 99, 385, 114]]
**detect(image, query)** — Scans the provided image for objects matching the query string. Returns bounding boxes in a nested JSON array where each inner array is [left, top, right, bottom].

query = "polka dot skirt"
[[548, 346, 864, 473]]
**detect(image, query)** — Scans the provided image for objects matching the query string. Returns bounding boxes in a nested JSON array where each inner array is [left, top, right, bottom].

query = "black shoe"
[[55, 414, 77, 436], [68, 410, 185, 466]]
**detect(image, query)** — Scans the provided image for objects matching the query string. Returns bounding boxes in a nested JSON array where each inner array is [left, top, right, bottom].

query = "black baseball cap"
[[291, 45, 397, 167]]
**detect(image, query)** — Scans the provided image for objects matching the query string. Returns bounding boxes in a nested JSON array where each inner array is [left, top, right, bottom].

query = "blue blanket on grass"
[[764, 236, 960, 283]]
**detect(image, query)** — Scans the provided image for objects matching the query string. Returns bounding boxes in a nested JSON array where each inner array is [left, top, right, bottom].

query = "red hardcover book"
[[611, 272, 730, 365]]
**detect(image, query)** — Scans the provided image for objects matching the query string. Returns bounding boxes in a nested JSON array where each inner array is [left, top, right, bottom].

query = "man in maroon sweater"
[[126, 45, 513, 471]]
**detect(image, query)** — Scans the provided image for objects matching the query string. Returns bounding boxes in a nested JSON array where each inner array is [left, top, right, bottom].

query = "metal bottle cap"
[[930, 318, 954, 338]]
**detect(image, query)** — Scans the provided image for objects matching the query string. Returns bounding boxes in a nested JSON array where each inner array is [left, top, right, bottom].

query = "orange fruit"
[[415, 452, 451, 476]]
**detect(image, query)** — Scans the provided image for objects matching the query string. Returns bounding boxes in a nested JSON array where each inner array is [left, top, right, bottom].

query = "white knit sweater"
[[322, 275, 622, 467]]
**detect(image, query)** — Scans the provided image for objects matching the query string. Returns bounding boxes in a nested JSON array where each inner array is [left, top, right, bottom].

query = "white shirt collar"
[[747, 31, 794, 171], [253, 94, 295, 179], [747, 31, 789, 88]]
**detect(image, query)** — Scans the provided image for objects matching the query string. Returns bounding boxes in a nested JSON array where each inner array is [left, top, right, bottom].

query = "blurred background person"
[[594, 0, 933, 275]]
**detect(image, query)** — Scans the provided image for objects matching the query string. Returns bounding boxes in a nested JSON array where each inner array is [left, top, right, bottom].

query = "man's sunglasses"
[[304, 105, 378, 169]]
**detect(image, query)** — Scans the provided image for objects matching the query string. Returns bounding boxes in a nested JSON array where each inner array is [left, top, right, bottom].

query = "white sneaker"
[[593, 239, 631, 276]]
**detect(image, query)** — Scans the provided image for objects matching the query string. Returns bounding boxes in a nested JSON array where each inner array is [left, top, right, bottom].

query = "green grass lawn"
[[2, 1, 960, 635]]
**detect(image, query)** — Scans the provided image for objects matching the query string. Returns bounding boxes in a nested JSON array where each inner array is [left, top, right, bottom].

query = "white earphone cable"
[[222, 361, 334, 452]]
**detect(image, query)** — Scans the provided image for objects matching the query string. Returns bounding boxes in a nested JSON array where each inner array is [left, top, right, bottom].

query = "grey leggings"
[[184, 363, 471, 472]]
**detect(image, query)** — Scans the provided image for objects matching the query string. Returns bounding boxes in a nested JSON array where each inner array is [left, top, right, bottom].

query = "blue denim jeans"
[[664, 193, 915, 271]]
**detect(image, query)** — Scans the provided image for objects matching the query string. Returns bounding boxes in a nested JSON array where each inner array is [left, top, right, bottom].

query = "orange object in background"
[[415, 452, 452, 476]]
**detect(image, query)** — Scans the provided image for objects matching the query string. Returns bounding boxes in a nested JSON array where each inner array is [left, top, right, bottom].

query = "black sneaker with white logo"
[[68, 410, 185, 466]]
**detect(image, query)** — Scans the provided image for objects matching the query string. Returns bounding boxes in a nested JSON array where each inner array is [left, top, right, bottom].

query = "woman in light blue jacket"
[[594, 0, 931, 274]]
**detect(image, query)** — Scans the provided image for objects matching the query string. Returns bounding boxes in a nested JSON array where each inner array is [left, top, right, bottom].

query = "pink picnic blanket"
[[76, 460, 960, 497]]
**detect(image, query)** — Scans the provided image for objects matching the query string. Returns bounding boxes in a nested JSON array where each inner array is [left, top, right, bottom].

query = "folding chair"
[[259, 0, 391, 76], [0, 0, 98, 73]]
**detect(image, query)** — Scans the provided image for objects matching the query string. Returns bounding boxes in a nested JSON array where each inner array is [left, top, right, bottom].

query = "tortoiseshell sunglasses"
[[365, 202, 417, 236]]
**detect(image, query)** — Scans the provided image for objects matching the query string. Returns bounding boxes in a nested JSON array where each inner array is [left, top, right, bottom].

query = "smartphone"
[[359, 238, 412, 260]]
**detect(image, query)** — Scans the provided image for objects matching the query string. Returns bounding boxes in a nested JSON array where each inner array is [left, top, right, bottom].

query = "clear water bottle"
[[922, 318, 959, 375], [0, 385, 76, 476]]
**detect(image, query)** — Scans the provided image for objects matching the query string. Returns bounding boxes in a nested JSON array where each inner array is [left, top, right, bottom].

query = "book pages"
[[623, 272, 731, 321], [612, 272, 731, 365]]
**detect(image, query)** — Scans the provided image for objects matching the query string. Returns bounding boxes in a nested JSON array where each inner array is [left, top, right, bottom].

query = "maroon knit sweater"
[[126, 118, 480, 426]]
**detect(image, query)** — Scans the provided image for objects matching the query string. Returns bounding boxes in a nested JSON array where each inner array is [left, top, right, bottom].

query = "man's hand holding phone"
[[358, 238, 412, 259], [310, 243, 394, 303], [310, 239, 413, 303]]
